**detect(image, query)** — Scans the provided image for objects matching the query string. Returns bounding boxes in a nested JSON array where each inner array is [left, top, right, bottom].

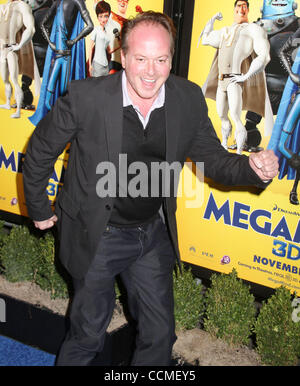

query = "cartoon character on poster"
[[18, 0, 56, 110], [244, 0, 300, 151], [268, 28, 300, 205], [0, 0, 40, 118], [108, 0, 129, 73], [29, 0, 93, 126], [101, 0, 142, 74], [88, 1, 113, 77], [199, 0, 272, 154]]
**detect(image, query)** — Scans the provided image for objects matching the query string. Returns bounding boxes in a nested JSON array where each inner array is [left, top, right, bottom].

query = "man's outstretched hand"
[[249, 150, 279, 181], [34, 215, 58, 230]]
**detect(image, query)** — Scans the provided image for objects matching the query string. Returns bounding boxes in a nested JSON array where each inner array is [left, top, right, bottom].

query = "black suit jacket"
[[23, 71, 266, 279]]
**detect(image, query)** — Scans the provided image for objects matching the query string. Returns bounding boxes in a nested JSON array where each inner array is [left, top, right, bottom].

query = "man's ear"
[[120, 49, 126, 69]]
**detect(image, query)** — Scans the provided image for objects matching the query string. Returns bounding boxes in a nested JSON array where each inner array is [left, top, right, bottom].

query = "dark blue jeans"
[[56, 215, 176, 366]]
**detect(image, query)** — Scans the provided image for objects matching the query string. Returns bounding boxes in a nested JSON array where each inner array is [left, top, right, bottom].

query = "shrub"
[[0, 226, 40, 282], [173, 266, 205, 330], [254, 286, 300, 366], [0, 221, 7, 248], [0, 225, 69, 299], [204, 269, 256, 346], [34, 232, 69, 299]]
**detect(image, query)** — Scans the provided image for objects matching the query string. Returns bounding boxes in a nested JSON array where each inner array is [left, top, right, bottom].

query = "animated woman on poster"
[[88, 1, 113, 77]]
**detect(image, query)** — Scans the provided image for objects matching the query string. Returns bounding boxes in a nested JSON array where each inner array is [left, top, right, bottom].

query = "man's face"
[[117, 0, 128, 15], [121, 23, 172, 106], [98, 12, 110, 27], [234, 1, 249, 23]]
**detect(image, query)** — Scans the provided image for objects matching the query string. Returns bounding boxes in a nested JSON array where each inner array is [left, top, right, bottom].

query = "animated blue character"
[[244, 0, 300, 151], [29, 0, 93, 126], [262, 0, 296, 19], [268, 27, 300, 205]]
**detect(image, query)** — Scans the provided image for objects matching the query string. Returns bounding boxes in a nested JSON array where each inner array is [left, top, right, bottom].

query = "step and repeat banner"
[[177, 0, 300, 295], [1, 0, 300, 294], [0, 0, 164, 219]]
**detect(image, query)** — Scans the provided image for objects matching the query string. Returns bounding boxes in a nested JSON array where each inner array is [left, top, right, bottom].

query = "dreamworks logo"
[[95, 154, 205, 208], [0, 298, 5, 323]]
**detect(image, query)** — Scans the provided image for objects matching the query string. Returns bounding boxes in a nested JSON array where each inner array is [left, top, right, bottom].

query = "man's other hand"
[[34, 215, 58, 230], [249, 150, 279, 181]]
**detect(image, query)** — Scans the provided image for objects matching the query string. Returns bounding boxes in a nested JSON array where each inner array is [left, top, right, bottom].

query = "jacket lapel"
[[165, 76, 181, 163], [104, 71, 123, 168], [103, 72, 181, 166]]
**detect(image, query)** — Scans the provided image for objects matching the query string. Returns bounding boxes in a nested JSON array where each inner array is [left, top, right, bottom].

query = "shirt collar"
[[121, 71, 165, 129], [122, 70, 165, 109]]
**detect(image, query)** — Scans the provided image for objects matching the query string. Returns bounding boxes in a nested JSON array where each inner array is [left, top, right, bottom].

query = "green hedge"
[[254, 286, 300, 366], [203, 269, 256, 346], [0, 223, 300, 365], [0, 225, 68, 299], [173, 266, 205, 330]]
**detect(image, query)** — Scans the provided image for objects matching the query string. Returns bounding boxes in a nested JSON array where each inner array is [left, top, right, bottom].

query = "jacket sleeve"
[[188, 85, 270, 188], [23, 86, 79, 221]]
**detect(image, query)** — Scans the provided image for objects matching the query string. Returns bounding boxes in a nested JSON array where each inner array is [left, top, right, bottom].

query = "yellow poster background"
[[177, 0, 300, 294], [0, 0, 164, 218]]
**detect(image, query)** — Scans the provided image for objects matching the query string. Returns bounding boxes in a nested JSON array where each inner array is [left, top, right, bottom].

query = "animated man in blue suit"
[[268, 27, 300, 204], [29, 0, 93, 125]]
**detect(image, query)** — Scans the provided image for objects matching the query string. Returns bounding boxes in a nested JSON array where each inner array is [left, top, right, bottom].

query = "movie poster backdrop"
[[176, 0, 300, 295], [0, 0, 164, 219], [1, 0, 300, 294]]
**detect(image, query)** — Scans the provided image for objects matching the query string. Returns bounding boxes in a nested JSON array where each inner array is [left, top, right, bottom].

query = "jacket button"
[[105, 204, 111, 210]]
